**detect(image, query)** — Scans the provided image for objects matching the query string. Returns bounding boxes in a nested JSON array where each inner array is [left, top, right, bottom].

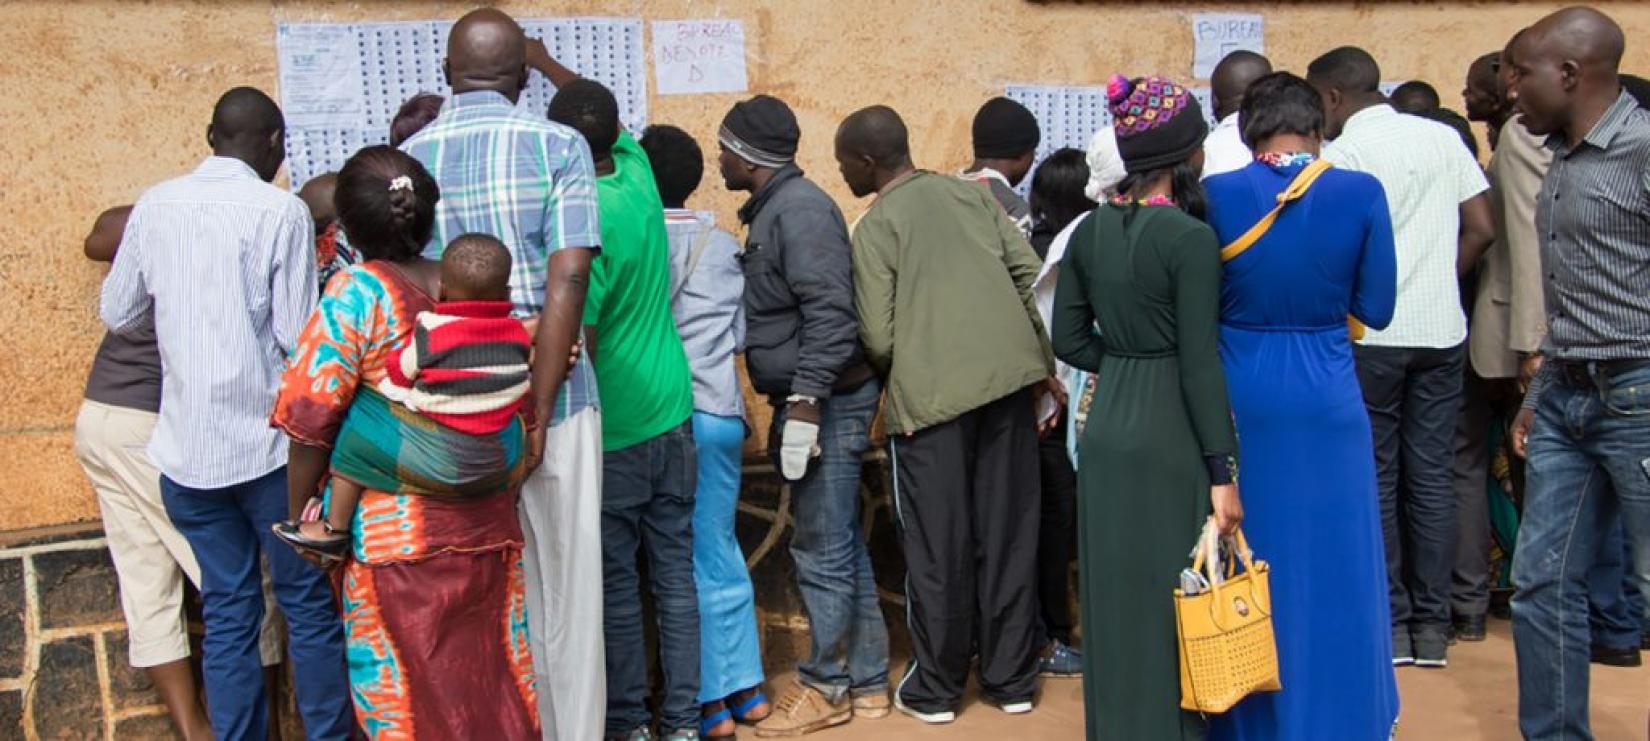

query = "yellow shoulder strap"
[[1219, 158, 1334, 263]]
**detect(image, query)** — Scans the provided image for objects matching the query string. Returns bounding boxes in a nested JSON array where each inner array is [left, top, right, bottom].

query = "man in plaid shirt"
[[401, 9, 604, 741]]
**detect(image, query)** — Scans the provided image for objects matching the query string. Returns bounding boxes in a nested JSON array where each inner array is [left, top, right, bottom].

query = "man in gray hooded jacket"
[[717, 94, 889, 736]]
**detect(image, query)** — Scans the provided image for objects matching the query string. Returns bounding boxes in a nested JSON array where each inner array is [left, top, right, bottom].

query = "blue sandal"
[[729, 690, 769, 724], [700, 707, 735, 739]]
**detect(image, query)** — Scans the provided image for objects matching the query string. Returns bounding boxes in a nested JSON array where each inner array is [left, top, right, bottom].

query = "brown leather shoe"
[[851, 691, 890, 720], [753, 681, 851, 737]]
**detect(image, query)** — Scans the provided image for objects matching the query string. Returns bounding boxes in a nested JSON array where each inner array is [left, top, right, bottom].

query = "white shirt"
[[1202, 113, 1253, 179], [1324, 105, 1490, 349], [1033, 211, 1093, 421], [100, 156, 317, 489]]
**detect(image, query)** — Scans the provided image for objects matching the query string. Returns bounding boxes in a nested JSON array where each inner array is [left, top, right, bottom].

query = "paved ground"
[[784, 619, 1648, 740]]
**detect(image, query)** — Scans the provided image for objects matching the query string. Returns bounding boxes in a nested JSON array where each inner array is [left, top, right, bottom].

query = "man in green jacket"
[[835, 105, 1057, 725]]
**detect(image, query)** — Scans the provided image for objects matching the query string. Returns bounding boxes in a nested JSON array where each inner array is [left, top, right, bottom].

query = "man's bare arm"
[[84, 205, 133, 263], [531, 248, 594, 425]]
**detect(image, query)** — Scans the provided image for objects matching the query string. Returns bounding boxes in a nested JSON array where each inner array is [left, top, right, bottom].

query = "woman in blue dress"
[[1203, 72, 1401, 741]]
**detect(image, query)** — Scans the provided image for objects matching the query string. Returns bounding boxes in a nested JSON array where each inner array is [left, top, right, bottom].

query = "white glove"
[[779, 417, 821, 481]]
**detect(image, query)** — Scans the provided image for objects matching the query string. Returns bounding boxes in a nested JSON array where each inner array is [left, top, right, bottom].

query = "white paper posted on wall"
[[276, 18, 647, 190]]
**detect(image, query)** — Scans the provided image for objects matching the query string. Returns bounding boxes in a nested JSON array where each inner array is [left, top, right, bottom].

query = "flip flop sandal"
[[699, 707, 735, 740], [729, 690, 770, 724], [270, 520, 350, 561]]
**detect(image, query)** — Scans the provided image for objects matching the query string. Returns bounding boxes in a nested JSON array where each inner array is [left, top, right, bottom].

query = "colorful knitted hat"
[[1107, 74, 1208, 174]]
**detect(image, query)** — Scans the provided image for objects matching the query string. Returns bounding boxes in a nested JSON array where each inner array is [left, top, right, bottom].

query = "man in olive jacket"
[[836, 104, 1056, 724], [717, 94, 890, 736]]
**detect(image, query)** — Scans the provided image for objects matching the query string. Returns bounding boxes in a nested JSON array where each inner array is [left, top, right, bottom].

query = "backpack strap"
[[672, 221, 717, 301]]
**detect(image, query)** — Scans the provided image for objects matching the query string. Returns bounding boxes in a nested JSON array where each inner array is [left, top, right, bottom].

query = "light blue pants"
[[692, 412, 766, 703]]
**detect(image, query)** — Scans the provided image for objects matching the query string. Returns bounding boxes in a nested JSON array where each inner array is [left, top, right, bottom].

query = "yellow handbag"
[[1174, 524, 1282, 713], [1218, 158, 1367, 341]]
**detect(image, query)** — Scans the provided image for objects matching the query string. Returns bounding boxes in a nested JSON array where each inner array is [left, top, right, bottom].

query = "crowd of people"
[[69, 4, 1648, 741]]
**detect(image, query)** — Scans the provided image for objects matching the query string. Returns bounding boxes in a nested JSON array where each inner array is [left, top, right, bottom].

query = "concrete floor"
[[789, 620, 1648, 740]]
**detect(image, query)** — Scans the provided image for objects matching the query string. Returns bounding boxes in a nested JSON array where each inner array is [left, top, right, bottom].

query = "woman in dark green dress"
[[1051, 75, 1242, 740]]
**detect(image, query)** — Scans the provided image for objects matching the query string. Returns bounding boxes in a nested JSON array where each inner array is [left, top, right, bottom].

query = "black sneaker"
[[1451, 614, 1487, 644], [1414, 628, 1449, 668], [1590, 643, 1643, 667], [1392, 629, 1414, 667]]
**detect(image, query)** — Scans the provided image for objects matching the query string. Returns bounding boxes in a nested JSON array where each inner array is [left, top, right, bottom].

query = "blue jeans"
[[1588, 521, 1647, 648], [1513, 363, 1650, 740], [771, 379, 890, 701], [692, 412, 765, 703], [159, 467, 351, 741], [601, 421, 701, 734]]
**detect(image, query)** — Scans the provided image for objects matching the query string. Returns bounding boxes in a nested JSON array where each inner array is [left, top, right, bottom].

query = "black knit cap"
[[719, 95, 801, 168], [972, 96, 1041, 159]]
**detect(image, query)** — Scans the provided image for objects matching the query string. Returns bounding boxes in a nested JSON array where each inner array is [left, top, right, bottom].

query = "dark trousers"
[[890, 389, 1041, 713], [601, 422, 700, 735], [1355, 344, 1465, 631], [1036, 409, 1077, 646], [159, 467, 352, 741], [1589, 521, 1648, 648], [1450, 368, 1524, 619]]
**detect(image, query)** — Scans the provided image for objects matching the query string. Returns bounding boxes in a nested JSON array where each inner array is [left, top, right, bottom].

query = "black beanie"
[[719, 95, 801, 168], [972, 97, 1042, 159]]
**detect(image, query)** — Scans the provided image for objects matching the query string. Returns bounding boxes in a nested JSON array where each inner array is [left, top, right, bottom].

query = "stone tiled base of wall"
[[0, 528, 187, 740], [1, 458, 955, 738]]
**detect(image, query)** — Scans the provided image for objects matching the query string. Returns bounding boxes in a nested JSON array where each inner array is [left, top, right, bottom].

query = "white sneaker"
[[893, 692, 956, 725], [1000, 701, 1034, 715]]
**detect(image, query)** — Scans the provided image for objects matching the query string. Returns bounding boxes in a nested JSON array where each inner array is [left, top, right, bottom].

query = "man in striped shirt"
[[399, 9, 605, 740], [99, 87, 351, 741], [1505, 8, 1650, 738]]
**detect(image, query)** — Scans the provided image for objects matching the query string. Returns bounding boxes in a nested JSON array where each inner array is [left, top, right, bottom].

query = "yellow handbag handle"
[[1217, 159, 1367, 341]]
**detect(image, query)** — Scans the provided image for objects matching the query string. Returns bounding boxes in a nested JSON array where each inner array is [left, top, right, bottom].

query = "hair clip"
[[388, 175, 414, 193]]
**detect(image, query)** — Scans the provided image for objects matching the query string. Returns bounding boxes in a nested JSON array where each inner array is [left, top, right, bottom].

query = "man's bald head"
[[834, 106, 912, 198], [298, 173, 338, 235], [1512, 7, 1627, 139], [1527, 6, 1625, 74], [1463, 52, 1507, 124], [207, 87, 286, 182], [445, 8, 527, 99], [1211, 51, 1273, 120]]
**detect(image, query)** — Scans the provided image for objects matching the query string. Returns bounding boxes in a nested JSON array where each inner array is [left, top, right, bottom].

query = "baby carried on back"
[[274, 234, 533, 558]]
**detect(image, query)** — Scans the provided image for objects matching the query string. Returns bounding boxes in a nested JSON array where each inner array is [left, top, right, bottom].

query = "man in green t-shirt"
[[549, 78, 699, 741]]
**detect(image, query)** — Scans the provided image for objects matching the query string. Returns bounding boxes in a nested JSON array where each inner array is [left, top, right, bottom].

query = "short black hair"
[[1390, 80, 1442, 113], [390, 93, 444, 147], [1307, 46, 1382, 95], [211, 86, 284, 140], [1239, 72, 1326, 149], [1415, 107, 1480, 159], [440, 233, 513, 301], [640, 125, 704, 209], [838, 105, 911, 168], [548, 78, 620, 158], [1029, 148, 1095, 236], [336, 145, 441, 262]]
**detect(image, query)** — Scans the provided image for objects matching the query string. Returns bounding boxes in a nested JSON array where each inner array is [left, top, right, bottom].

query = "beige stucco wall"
[[6, 0, 1649, 531]]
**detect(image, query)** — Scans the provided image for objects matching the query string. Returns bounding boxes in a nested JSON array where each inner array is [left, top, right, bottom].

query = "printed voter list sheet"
[[276, 23, 366, 129], [1191, 13, 1265, 80]]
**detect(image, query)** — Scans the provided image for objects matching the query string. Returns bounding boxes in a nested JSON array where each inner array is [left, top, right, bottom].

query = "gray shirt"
[[1526, 90, 1650, 407], [83, 328, 162, 413], [665, 209, 746, 419]]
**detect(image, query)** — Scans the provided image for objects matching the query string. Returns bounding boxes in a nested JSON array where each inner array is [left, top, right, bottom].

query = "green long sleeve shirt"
[[851, 171, 1055, 434]]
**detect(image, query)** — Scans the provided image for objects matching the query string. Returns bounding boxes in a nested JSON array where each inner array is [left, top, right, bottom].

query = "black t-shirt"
[[83, 329, 162, 412]]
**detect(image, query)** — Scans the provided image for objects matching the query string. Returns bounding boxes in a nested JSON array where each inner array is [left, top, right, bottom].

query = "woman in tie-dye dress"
[[272, 146, 538, 739]]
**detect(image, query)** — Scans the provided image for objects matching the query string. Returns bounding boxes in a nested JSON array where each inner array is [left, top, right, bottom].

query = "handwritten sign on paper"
[[653, 19, 748, 95], [1191, 13, 1265, 80], [276, 24, 366, 129]]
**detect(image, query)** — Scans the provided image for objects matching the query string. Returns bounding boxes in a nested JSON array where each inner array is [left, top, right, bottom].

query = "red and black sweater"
[[380, 300, 532, 435]]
